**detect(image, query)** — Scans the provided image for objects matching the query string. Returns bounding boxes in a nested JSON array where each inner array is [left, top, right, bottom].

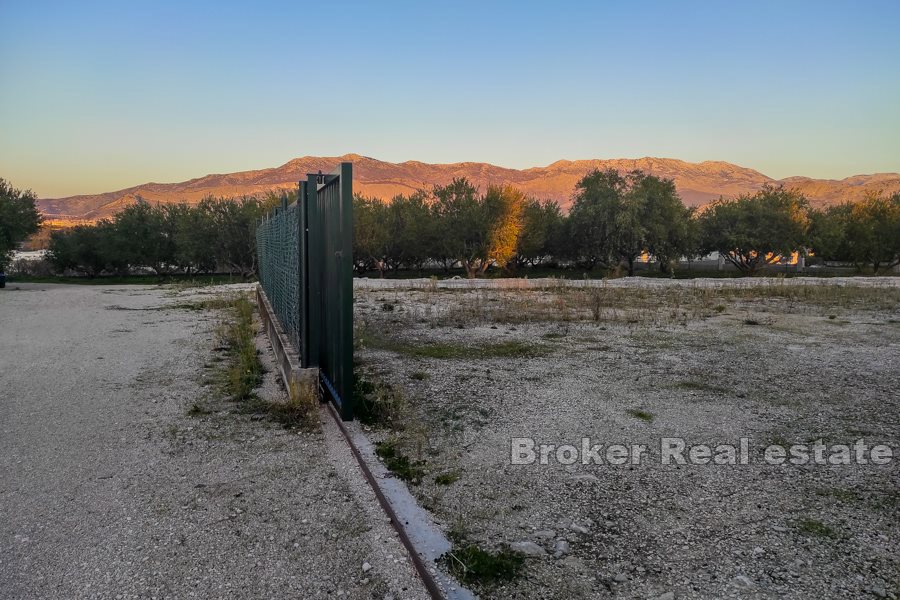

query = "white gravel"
[[0, 282, 428, 600]]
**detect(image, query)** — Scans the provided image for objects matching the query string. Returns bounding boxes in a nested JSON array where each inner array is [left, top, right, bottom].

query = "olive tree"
[[0, 178, 43, 272], [699, 185, 809, 275]]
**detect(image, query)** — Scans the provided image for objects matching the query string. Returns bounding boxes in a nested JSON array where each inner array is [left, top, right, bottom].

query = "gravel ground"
[[0, 282, 427, 600], [355, 277, 900, 600]]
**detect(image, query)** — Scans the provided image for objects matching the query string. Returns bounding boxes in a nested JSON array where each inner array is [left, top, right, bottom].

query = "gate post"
[[305, 174, 322, 369], [299, 180, 310, 366], [336, 161, 354, 420]]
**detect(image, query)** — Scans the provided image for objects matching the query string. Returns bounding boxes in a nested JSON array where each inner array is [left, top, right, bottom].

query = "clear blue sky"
[[1, 0, 898, 197]]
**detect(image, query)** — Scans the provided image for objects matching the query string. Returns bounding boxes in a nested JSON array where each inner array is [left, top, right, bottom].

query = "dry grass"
[[267, 377, 320, 430], [217, 296, 262, 401], [385, 282, 900, 327]]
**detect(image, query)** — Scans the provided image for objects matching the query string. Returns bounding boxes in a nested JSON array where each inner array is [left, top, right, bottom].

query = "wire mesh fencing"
[[255, 199, 302, 351]]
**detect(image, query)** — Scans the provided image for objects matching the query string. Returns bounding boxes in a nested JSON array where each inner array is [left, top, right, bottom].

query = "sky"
[[1, 1, 899, 198]]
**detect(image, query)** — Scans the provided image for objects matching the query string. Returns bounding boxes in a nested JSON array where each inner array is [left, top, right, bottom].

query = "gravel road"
[[0, 283, 428, 600]]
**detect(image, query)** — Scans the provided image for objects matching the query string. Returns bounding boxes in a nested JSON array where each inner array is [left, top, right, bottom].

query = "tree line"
[[44, 196, 273, 277], [354, 170, 900, 277], [2, 170, 898, 279]]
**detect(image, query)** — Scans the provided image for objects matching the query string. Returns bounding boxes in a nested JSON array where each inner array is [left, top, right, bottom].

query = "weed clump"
[[444, 543, 525, 584], [375, 438, 426, 483], [434, 470, 462, 485], [219, 296, 262, 401], [354, 370, 411, 428], [627, 408, 654, 422], [267, 378, 320, 430], [187, 402, 211, 417], [796, 518, 839, 538]]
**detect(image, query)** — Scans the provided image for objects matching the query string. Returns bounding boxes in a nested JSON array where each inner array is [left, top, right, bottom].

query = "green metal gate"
[[257, 162, 354, 420]]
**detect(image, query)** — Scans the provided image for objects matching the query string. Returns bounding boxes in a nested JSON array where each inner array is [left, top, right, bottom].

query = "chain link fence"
[[256, 199, 302, 351]]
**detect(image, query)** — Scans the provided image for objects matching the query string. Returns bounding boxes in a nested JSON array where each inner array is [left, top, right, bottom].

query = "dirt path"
[[0, 283, 427, 600]]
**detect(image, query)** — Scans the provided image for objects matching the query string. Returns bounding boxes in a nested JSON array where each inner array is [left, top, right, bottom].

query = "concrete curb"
[[255, 285, 318, 393]]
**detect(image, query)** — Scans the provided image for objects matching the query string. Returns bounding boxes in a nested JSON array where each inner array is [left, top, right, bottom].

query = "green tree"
[[352, 194, 390, 276], [567, 169, 629, 269], [844, 191, 900, 273], [204, 197, 264, 277], [568, 169, 693, 275], [166, 203, 218, 274], [432, 179, 526, 278], [0, 178, 43, 272], [47, 224, 106, 276], [808, 203, 852, 263], [110, 201, 175, 274], [509, 199, 564, 271], [699, 185, 809, 275], [630, 174, 695, 274], [385, 191, 434, 272]]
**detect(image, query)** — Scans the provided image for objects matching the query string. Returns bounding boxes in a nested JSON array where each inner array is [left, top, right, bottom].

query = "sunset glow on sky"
[[1, 0, 898, 197]]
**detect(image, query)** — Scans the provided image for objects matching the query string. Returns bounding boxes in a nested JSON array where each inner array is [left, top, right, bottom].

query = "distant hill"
[[38, 153, 900, 222]]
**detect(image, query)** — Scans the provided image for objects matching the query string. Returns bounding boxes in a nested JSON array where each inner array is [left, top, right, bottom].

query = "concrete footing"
[[255, 285, 318, 396]]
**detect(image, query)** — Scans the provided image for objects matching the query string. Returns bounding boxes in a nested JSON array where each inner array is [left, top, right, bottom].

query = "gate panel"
[[305, 163, 354, 420]]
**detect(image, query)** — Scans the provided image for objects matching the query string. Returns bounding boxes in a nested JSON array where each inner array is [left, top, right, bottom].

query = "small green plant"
[[375, 439, 426, 483], [444, 544, 525, 584], [435, 470, 462, 485], [410, 370, 430, 381], [795, 518, 838, 538], [354, 370, 411, 428], [187, 402, 211, 417], [744, 318, 761, 326], [627, 408, 654, 422], [675, 380, 728, 394], [714, 304, 727, 313], [814, 487, 860, 504]]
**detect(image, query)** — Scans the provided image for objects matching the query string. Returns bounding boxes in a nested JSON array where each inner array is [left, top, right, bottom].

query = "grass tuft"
[[267, 378, 320, 430], [434, 470, 462, 485], [354, 370, 411, 428], [795, 518, 839, 538], [218, 296, 262, 401], [674, 380, 728, 394], [444, 544, 525, 584], [627, 408, 655, 422], [187, 402, 211, 417], [375, 438, 426, 484]]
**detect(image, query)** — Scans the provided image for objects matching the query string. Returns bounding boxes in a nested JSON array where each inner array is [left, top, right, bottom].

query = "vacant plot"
[[355, 278, 900, 599]]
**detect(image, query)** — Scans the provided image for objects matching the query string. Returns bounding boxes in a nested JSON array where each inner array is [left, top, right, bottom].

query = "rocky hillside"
[[38, 154, 900, 221]]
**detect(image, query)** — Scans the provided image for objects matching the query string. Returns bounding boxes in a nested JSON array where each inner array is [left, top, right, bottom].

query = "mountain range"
[[38, 154, 900, 222]]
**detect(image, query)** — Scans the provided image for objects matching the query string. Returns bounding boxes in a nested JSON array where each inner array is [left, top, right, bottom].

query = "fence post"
[[299, 180, 310, 367], [305, 173, 322, 368]]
